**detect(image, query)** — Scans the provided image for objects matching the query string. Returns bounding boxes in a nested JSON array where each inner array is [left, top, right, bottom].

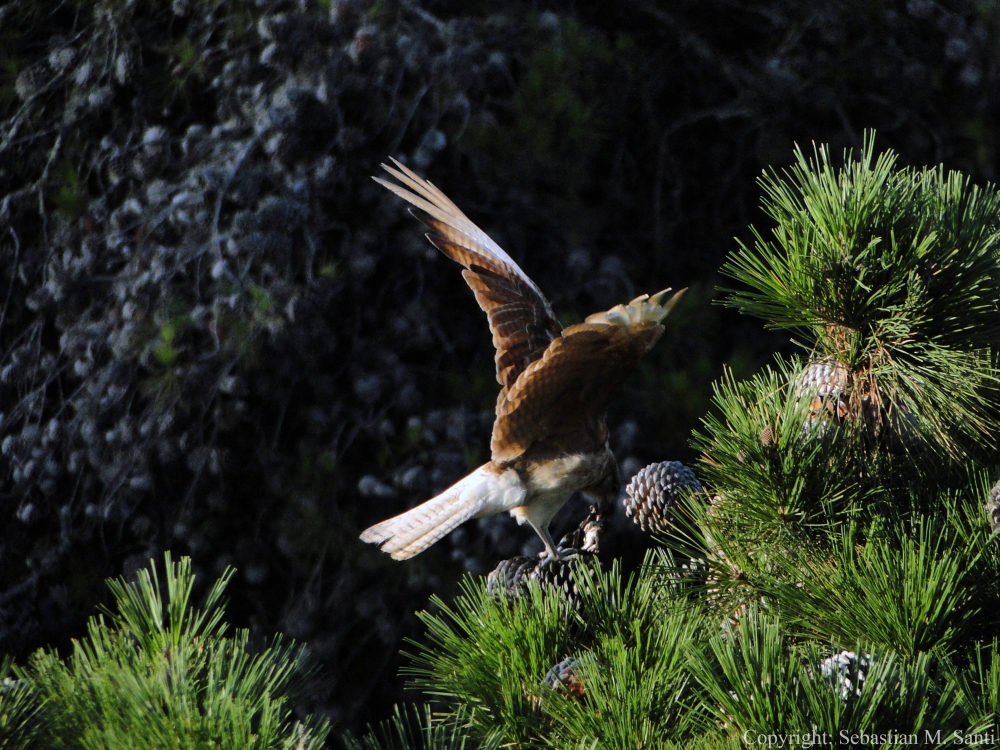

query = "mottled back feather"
[[491, 321, 665, 461]]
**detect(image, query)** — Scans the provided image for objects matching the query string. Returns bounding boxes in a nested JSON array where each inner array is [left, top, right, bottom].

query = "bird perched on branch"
[[360, 159, 685, 560]]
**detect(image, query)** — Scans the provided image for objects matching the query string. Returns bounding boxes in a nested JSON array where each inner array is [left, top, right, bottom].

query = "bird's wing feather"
[[374, 159, 562, 390], [490, 321, 664, 462], [490, 289, 684, 462]]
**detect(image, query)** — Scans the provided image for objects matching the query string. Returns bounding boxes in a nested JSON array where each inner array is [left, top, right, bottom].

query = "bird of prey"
[[360, 159, 684, 560]]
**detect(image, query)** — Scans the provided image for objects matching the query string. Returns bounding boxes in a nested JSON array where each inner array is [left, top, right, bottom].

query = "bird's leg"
[[529, 521, 564, 561]]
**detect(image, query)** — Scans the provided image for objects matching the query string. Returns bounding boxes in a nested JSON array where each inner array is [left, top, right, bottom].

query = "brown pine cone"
[[543, 656, 586, 698], [488, 550, 598, 608], [794, 358, 849, 427], [556, 505, 607, 554], [623, 461, 702, 534], [531, 551, 598, 609], [486, 556, 536, 600]]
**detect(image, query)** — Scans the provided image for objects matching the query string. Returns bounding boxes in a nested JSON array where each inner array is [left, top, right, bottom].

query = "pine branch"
[[692, 359, 868, 536], [342, 704, 494, 750], [691, 607, 966, 741], [721, 131, 1000, 458], [953, 640, 1000, 735], [765, 511, 981, 658], [405, 559, 713, 748], [22, 553, 330, 749], [0, 655, 40, 750]]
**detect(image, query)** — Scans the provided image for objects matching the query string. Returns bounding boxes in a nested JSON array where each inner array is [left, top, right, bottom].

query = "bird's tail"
[[360, 464, 525, 560]]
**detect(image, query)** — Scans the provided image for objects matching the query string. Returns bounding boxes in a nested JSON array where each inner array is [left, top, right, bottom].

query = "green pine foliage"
[[693, 608, 965, 740], [693, 360, 865, 528], [342, 705, 497, 750], [0, 656, 39, 750], [762, 499, 994, 657], [9, 553, 329, 749], [957, 641, 1000, 734], [721, 132, 1000, 459], [407, 559, 714, 749], [407, 577, 576, 746], [386, 135, 1000, 748]]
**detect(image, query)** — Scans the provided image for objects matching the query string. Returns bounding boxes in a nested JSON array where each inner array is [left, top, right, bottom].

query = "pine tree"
[[362, 134, 1000, 749], [1, 553, 329, 749]]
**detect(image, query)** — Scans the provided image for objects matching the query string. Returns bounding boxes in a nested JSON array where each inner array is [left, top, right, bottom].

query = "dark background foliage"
[[1, 0, 998, 732]]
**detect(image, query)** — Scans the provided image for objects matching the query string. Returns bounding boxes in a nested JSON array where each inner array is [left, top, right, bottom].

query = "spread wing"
[[374, 158, 685, 465], [374, 159, 562, 393], [491, 290, 685, 463]]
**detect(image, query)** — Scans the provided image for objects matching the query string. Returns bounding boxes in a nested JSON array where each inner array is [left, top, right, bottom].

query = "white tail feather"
[[360, 465, 525, 560]]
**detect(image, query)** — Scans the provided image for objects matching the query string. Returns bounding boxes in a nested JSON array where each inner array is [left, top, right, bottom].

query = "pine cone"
[[486, 556, 536, 600], [680, 556, 709, 583], [556, 524, 584, 552], [793, 359, 919, 443], [794, 358, 849, 426], [759, 424, 776, 447], [532, 551, 598, 609], [488, 550, 598, 608], [701, 547, 748, 625], [623, 461, 702, 534], [543, 656, 586, 698], [819, 650, 871, 700], [697, 496, 752, 626]]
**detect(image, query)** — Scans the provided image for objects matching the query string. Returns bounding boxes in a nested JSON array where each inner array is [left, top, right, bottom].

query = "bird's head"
[[584, 287, 686, 327]]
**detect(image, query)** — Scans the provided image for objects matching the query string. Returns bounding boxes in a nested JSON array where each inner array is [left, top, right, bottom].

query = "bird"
[[360, 158, 685, 561]]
